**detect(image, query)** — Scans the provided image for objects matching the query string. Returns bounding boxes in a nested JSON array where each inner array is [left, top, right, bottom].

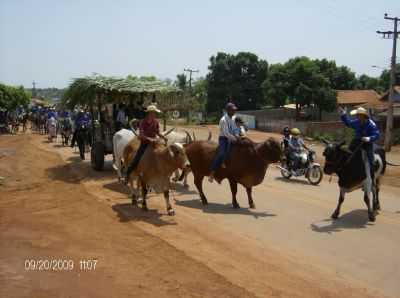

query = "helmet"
[[283, 126, 290, 134], [291, 128, 301, 136]]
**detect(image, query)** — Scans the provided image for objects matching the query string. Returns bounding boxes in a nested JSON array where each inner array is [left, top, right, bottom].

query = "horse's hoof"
[[249, 203, 256, 209], [167, 209, 175, 216], [369, 215, 376, 222], [131, 199, 138, 206], [142, 206, 149, 212], [233, 203, 240, 209], [331, 212, 339, 219], [200, 199, 208, 206]]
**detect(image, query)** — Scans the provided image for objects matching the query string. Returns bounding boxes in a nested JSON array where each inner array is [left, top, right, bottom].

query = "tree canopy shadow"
[[174, 198, 276, 219], [170, 183, 198, 195], [46, 158, 116, 184], [112, 203, 176, 227], [275, 176, 317, 186], [310, 209, 374, 234], [103, 181, 130, 195]]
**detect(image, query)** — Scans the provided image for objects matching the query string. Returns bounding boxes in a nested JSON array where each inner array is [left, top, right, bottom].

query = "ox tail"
[[207, 127, 212, 141]]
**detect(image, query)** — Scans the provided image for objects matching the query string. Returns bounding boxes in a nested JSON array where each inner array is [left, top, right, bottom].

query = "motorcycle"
[[278, 149, 323, 185]]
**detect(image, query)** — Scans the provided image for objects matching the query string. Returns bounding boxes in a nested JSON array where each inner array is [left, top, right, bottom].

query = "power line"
[[377, 13, 400, 151]]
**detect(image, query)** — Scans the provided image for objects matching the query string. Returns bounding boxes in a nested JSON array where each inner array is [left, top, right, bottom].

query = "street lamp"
[[371, 65, 387, 70]]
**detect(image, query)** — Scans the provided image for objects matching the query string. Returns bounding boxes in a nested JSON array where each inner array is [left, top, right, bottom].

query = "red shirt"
[[139, 117, 159, 142]]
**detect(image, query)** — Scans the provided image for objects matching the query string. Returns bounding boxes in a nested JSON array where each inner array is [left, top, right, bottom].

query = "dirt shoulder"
[[0, 134, 253, 298]]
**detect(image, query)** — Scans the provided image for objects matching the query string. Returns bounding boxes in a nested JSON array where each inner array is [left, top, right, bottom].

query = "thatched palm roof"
[[62, 75, 180, 108]]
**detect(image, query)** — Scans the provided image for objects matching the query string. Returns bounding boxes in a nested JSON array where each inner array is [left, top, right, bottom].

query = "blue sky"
[[1, 0, 399, 88]]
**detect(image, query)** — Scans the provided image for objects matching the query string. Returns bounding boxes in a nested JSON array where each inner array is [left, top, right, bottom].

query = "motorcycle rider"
[[287, 128, 311, 174]]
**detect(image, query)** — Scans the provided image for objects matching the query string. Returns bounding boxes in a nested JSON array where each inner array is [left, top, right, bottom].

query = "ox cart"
[[62, 75, 181, 171]]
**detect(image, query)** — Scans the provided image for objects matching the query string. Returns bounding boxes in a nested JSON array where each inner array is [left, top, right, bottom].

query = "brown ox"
[[185, 137, 282, 208], [123, 139, 190, 215]]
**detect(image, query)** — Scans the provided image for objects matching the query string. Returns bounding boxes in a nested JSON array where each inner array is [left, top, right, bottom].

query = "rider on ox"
[[70, 109, 90, 147], [124, 105, 168, 183], [209, 102, 241, 183], [339, 106, 380, 183]]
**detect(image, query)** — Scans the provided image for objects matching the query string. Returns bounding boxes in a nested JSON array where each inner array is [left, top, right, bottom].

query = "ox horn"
[[162, 127, 175, 136], [320, 138, 329, 145], [183, 130, 193, 143], [132, 129, 139, 137]]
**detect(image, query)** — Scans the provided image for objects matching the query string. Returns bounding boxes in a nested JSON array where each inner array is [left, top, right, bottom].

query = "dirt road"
[[1, 129, 399, 297]]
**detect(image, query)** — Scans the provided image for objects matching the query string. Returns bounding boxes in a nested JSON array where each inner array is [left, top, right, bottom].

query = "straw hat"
[[350, 107, 369, 118], [290, 128, 301, 136], [145, 105, 161, 113]]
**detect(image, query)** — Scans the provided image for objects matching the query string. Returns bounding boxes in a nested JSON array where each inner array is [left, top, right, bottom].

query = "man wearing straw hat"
[[124, 104, 167, 182], [338, 106, 380, 181]]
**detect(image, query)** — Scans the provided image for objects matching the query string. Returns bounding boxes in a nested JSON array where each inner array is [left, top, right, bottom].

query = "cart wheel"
[[91, 142, 105, 171]]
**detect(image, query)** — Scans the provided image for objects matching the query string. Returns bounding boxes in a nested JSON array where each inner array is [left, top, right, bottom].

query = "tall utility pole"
[[32, 80, 37, 97], [183, 68, 199, 91], [377, 13, 399, 152]]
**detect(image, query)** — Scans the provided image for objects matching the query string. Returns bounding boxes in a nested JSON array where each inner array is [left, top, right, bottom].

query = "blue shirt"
[[75, 113, 90, 127], [47, 111, 57, 119], [340, 114, 380, 142], [289, 137, 305, 152]]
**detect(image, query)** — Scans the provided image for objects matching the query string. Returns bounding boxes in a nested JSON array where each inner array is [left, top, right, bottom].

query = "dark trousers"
[[210, 136, 232, 171], [71, 130, 77, 147], [349, 139, 375, 178], [126, 142, 148, 177], [289, 151, 300, 169]]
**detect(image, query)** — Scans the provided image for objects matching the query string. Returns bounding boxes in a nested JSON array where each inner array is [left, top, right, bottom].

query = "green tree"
[[262, 63, 289, 107], [356, 74, 382, 92], [284, 57, 318, 117], [0, 84, 30, 110], [314, 58, 357, 89], [206, 52, 268, 113], [192, 77, 207, 111], [175, 73, 187, 91], [379, 64, 400, 91]]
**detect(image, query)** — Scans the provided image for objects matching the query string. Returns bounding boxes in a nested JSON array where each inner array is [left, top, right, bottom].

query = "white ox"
[[112, 128, 137, 180], [112, 127, 177, 181]]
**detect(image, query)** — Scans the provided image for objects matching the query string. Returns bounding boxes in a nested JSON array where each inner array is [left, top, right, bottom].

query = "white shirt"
[[219, 114, 237, 141]]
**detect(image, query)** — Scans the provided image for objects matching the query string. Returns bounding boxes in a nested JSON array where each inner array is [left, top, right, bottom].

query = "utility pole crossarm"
[[184, 68, 199, 91]]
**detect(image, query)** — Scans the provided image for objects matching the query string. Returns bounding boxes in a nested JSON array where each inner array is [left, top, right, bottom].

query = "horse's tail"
[[376, 147, 387, 175]]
